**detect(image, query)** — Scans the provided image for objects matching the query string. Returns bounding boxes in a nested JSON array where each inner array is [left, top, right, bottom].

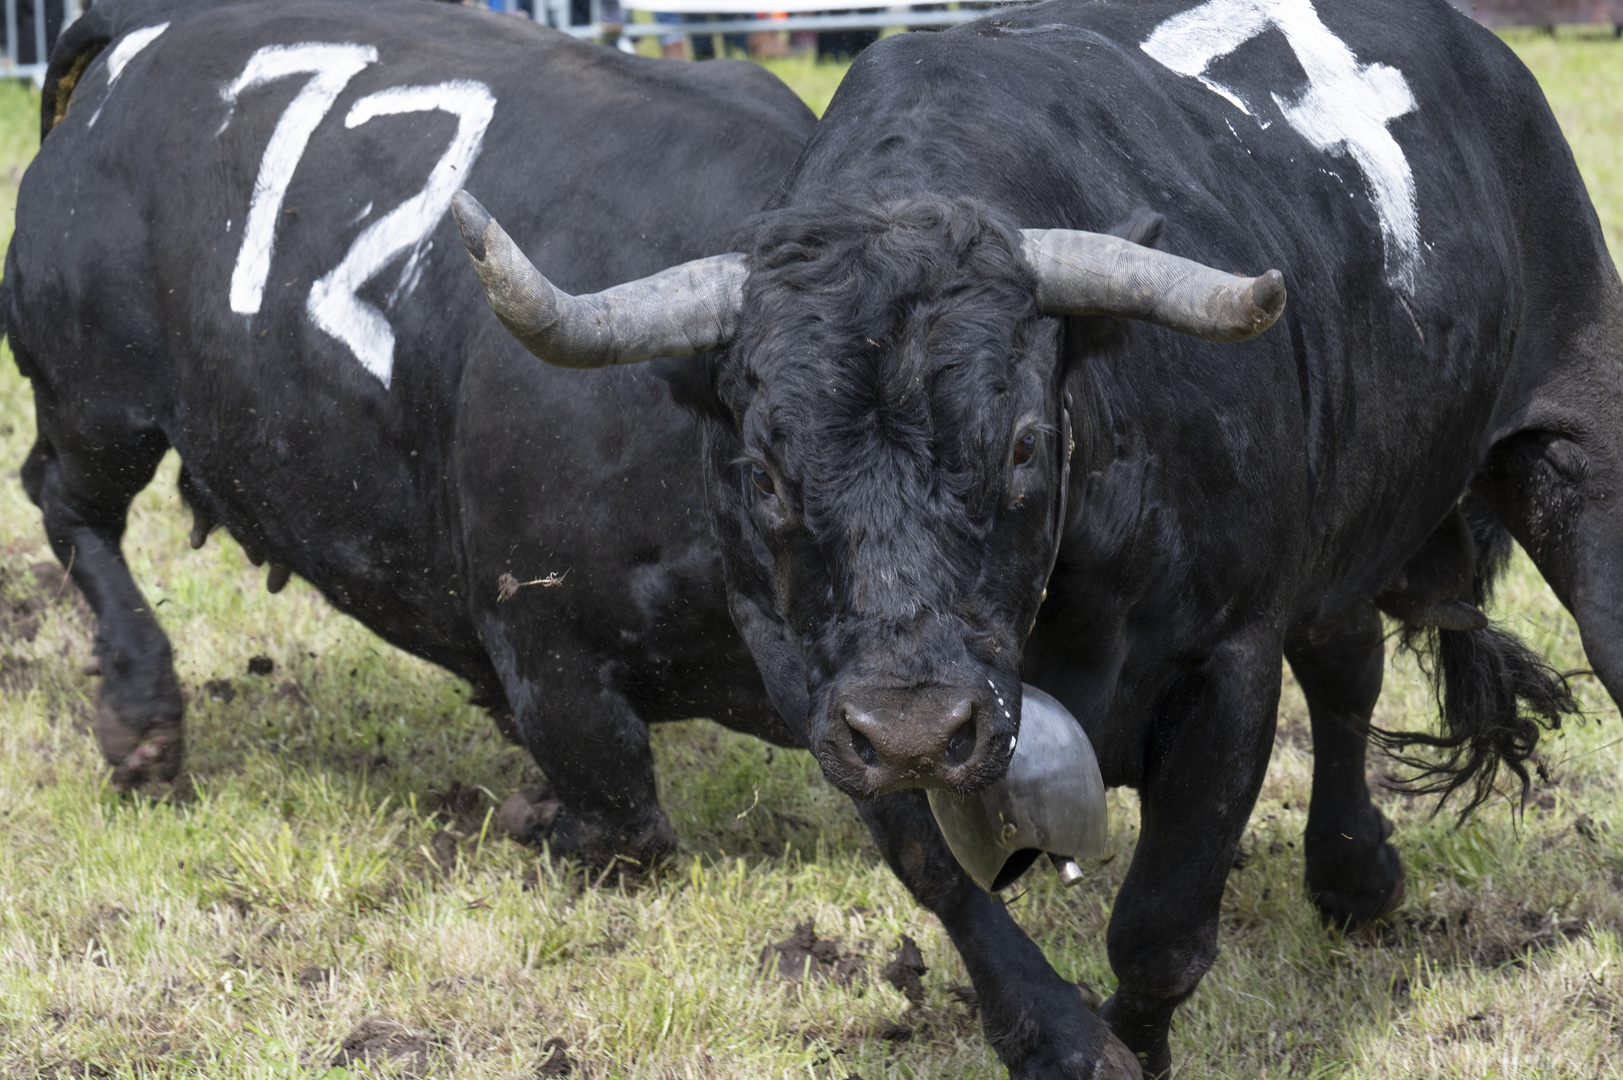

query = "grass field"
[[3, 27, 1623, 1080]]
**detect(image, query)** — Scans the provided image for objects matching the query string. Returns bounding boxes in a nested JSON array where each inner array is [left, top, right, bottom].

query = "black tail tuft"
[[1376, 620, 1578, 821], [1462, 491, 1513, 608]]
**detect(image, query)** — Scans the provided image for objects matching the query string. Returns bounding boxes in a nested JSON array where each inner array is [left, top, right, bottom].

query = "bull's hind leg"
[[23, 394, 180, 788], [1284, 603, 1404, 926]]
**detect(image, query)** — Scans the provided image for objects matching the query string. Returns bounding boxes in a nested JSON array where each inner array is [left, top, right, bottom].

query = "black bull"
[[5, 1, 813, 845], [455, 0, 1622, 1075], [7, 0, 1621, 1078]]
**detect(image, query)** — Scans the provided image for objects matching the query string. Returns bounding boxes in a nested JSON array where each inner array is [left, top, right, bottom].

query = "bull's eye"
[[1012, 431, 1038, 468], [752, 465, 777, 495]]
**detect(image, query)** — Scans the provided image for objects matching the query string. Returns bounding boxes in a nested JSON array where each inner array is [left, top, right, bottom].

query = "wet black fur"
[[1378, 497, 1578, 819]]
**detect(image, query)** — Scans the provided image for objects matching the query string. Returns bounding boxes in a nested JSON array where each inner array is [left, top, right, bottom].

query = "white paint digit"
[[107, 22, 170, 84], [222, 43, 378, 316], [306, 80, 496, 388], [1142, 0, 1420, 292], [86, 22, 170, 128]]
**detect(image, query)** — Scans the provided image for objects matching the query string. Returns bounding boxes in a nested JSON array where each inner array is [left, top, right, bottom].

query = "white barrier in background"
[[0, 0, 1030, 82], [544, 0, 1029, 42], [2, 0, 81, 86]]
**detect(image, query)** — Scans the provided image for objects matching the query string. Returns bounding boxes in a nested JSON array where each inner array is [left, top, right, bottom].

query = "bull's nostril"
[[850, 728, 880, 767], [945, 717, 976, 767]]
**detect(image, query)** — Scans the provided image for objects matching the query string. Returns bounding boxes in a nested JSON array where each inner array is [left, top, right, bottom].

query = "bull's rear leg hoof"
[[96, 696, 184, 790], [1308, 808, 1406, 928]]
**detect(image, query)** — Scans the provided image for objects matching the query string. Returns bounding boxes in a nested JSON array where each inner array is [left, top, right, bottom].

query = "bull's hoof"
[[1307, 808, 1406, 928], [498, 787, 677, 874], [95, 696, 184, 789]]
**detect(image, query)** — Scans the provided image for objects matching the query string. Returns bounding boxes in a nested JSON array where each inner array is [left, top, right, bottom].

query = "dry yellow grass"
[[2, 29, 1622, 1080]]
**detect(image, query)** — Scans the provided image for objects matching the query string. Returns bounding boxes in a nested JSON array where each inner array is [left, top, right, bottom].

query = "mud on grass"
[[5, 35, 1623, 1080]]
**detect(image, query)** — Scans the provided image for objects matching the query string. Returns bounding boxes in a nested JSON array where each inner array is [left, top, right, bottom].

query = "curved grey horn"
[[452, 191, 745, 368], [1021, 229, 1286, 342]]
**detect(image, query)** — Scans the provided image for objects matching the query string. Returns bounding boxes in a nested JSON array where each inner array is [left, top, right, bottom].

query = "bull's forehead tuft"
[[733, 194, 1045, 477]]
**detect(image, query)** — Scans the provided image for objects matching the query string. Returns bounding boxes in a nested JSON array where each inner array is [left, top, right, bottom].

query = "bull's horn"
[[1021, 229, 1286, 342], [452, 190, 745, 368]]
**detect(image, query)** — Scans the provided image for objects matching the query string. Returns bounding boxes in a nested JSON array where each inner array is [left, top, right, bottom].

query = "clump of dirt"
[[246, 655, 274, 677], [496, 785, 561, 842], [332, 1017, 436, 1078], [762, 920, 866, 985], [537, 1036, 575, 1077], [202, 678, 236, 704], [881, 935, 928, 1006]]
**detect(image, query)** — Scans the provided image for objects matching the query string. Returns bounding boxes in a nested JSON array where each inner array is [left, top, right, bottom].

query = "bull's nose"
[[831, 686, 992, 791]]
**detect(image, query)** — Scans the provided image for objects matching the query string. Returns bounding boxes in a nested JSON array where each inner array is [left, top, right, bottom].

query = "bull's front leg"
[[854, 791, 1143, 1080], [1097, 628, 1281, 1077]]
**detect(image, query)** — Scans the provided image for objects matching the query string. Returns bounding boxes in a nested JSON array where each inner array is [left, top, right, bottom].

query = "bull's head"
[[452, 191, 1283, 799]]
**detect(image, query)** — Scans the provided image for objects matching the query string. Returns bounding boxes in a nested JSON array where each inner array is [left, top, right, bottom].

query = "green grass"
[[3, 30, 1623, 1079]]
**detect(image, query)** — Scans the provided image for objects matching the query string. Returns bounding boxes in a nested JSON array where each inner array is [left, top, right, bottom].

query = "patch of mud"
[[38, 1060, 110, 1079], [762, 921, 866, 985], [298, 966, 332, 991], [881, 935, 928, 1006], [273, 680, 309, 707], [202, 678, 236, 704], [428, 830, 459, 876], [0, 655, 37, 693], [1441, 1010, 1500, 1043], [332, 1017, 437, 1078], [427, 779, 496, 834], [0, 560, 89, 643]]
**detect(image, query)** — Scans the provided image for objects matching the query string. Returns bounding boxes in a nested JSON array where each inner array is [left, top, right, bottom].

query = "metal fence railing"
[[2, 0, 81, 86], [530, 0, 1033, 46], [1, 0, 1027, 75]]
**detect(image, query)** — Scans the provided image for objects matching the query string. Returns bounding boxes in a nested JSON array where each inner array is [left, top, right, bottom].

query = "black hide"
[[4, 0, 813, 861]]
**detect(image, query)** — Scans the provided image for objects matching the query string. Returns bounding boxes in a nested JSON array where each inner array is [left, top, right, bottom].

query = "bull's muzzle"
[[825, 682, 1012, 795]]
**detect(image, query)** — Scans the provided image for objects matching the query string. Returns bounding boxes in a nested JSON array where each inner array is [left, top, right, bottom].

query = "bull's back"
[[806, 0, 1608, 600]]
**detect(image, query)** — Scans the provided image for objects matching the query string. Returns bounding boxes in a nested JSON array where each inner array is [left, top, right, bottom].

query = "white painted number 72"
[[222, 42, 496, 388]]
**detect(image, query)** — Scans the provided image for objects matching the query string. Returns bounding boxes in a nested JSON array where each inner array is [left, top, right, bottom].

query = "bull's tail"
[[1373, 495, 1579, 820]]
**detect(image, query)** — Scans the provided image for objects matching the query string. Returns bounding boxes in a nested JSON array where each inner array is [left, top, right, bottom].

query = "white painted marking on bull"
[[107, 22, 169, 83], [222, 42, 378, 316], [307, 81, 496, 387], [1142, 0, 1420, 292], [87, 22, 169, 127]]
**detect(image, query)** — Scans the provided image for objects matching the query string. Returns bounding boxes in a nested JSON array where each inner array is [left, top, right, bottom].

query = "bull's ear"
[[1109, 207, 1165, 250], [651, 353, 734, 429]]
